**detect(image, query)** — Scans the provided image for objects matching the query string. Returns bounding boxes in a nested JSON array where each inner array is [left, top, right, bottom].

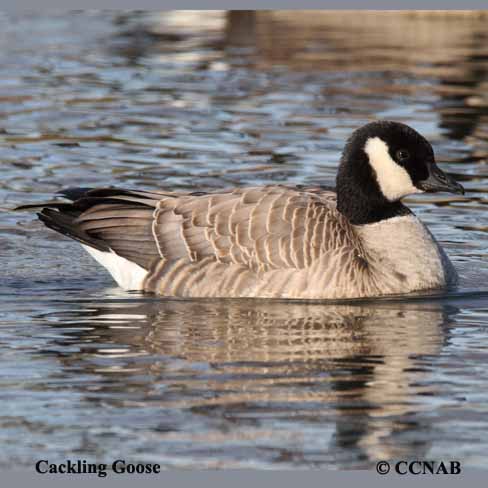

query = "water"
[[1, 11, 488, 469]]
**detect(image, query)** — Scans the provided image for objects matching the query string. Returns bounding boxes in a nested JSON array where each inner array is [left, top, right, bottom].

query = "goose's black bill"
[[417, 162, 465, 195]]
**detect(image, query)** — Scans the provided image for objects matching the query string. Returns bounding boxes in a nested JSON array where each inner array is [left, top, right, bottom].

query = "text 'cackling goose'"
[[16, 121, 465, 299]]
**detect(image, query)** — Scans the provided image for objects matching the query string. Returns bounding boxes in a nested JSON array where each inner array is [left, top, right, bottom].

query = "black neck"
[[336, 191, 411, 225]]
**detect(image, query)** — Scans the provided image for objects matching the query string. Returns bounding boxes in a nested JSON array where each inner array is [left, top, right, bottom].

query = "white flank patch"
[[364, 137, 422, 201], [81, 245, 147, 290]]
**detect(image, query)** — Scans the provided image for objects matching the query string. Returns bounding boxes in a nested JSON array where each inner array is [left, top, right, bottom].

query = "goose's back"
[[140, 185, 369, 298]]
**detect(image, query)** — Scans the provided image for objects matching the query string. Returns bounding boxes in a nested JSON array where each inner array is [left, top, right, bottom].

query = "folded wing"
[[17, 185, 362, 296]]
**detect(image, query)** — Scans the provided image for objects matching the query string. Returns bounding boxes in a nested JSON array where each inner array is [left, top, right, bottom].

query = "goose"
[[16, 120, 464, 299]]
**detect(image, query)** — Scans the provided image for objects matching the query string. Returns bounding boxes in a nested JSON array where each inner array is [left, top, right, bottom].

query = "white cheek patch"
[[364, 137, 422, 201]]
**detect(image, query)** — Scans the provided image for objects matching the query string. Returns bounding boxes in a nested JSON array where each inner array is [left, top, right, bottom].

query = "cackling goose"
[[16, 121, 465, 299]]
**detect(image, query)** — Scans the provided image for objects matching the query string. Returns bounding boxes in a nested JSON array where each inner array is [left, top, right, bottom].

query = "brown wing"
[[150, 186, 358, 272]]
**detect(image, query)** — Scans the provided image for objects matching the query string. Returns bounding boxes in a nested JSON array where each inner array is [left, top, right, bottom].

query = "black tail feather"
[[38, 208, 110, 253], [14, 201, 76, 212], [57, 187, 95, 201], [16, 186, 163, 259]]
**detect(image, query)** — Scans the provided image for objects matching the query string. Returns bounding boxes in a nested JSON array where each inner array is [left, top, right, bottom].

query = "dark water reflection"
[[1, 293, 482, 468], [2, 11, 488, 469]]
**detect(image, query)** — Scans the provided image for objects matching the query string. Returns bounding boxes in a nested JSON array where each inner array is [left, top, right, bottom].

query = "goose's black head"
[[336, 120, 464, 225]]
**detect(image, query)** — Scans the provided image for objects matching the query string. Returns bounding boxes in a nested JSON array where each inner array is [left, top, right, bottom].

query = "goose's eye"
[[396, 149, 410, 162]]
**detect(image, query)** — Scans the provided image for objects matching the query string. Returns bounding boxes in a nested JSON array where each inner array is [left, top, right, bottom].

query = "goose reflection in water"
[[44, 297, 455, 466]]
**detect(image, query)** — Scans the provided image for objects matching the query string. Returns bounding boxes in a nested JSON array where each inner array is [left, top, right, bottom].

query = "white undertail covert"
[[82, 245, 147, 290]]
